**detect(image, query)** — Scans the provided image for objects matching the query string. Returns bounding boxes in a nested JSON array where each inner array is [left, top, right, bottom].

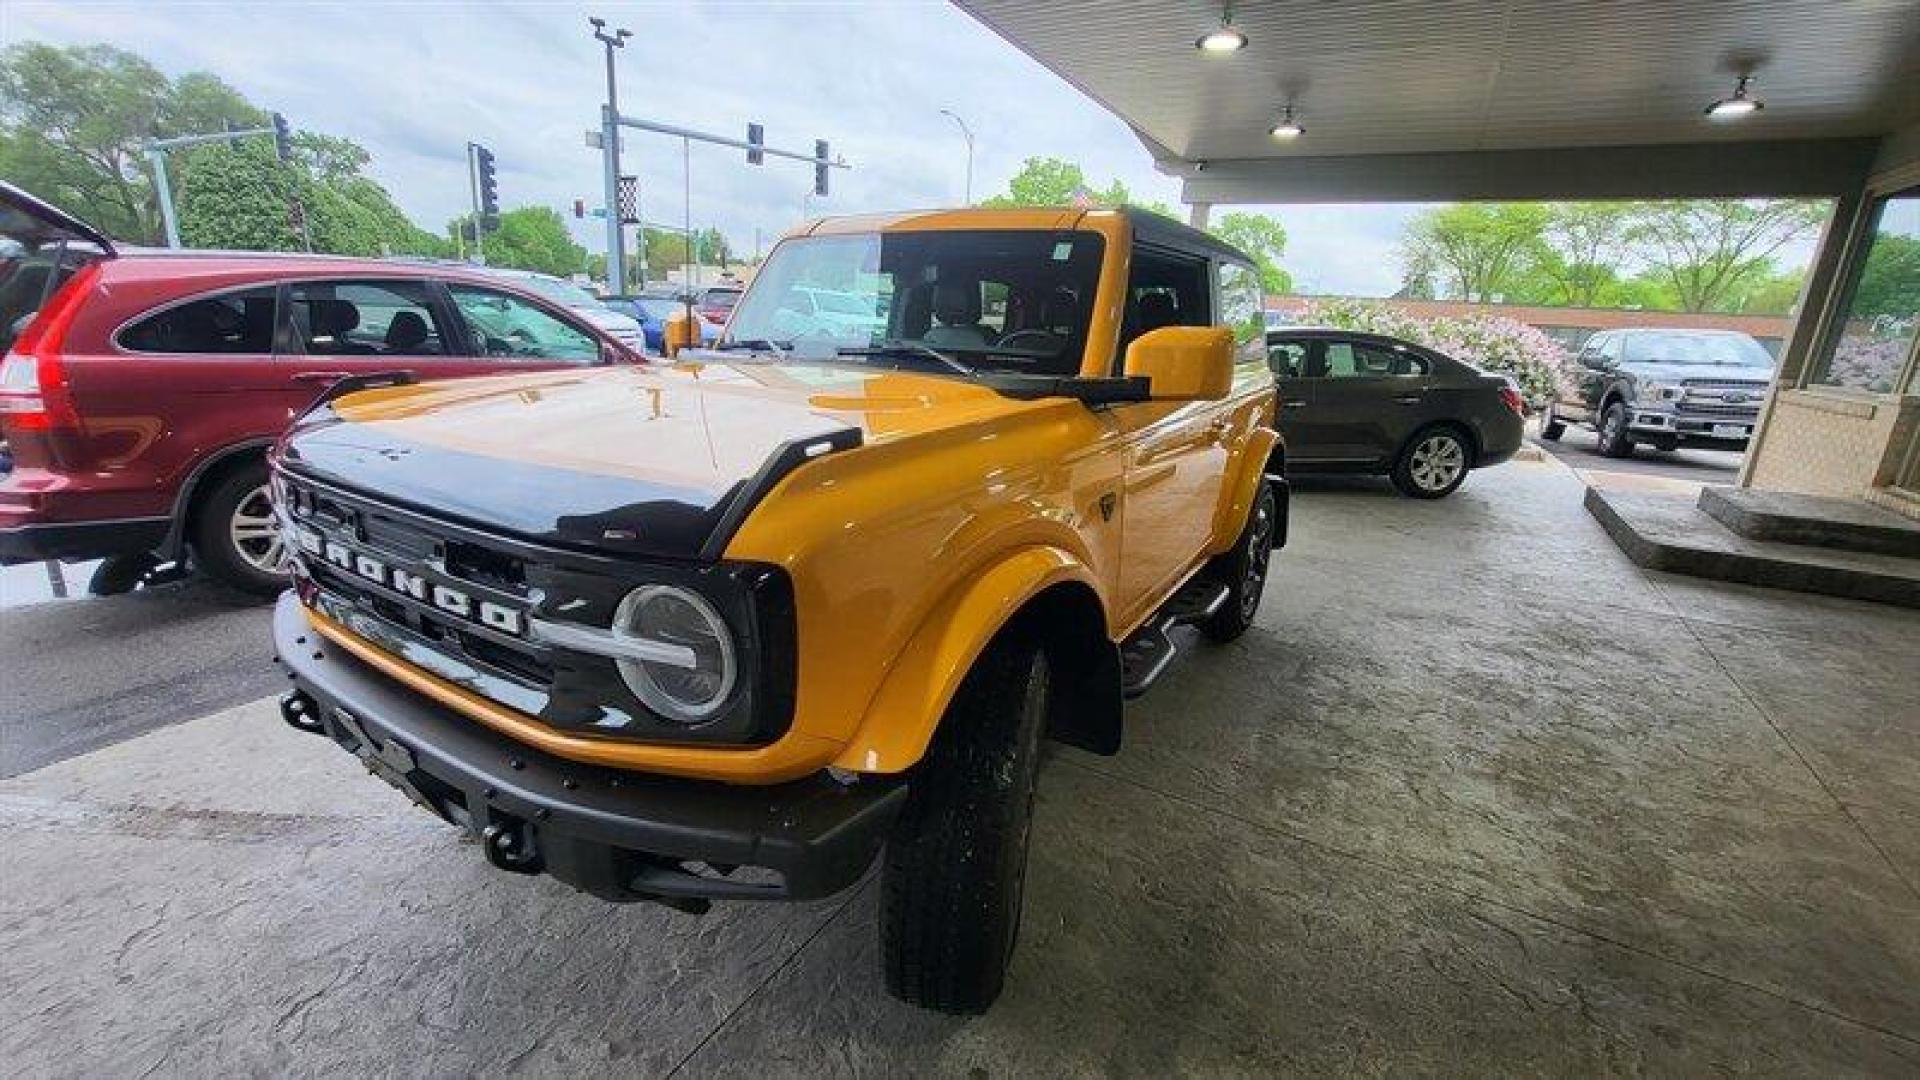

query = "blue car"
[[610, 293, 721, 354]]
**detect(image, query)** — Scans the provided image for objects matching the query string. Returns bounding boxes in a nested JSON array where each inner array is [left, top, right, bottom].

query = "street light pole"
[[590, 16, 632, 293], [939, 108, 975, 205]]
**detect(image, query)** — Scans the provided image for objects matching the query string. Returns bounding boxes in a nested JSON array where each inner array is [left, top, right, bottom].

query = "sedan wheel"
[[1393, 429, 1470, 499]]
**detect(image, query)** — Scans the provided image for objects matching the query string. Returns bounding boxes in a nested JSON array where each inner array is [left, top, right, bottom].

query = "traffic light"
[[573, 198, 585, 219], [225, 119, 244, 151], [746, 123, 764, 165], [271, 112, 291, 163], [813, 140, 830, 197], [474, 145, 499, 230]]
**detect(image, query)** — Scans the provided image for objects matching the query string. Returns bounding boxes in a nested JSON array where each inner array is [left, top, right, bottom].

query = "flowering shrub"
[[1299, 298, 1574, 406], [1820, 317, 1915, 393]]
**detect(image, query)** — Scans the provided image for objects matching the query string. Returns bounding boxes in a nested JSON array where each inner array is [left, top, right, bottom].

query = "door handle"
[[1393, 394, 1423, 405], [294, 371, 352, 383], [1281, 399, 1307, 409]]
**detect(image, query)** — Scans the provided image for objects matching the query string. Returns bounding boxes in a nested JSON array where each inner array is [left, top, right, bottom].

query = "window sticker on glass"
[[1052, 241, 1073, 261]]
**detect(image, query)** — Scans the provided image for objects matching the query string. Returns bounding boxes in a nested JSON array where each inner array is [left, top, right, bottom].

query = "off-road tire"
[[1201, 481, 1277, 642], [1538, 404, 1565, 441], [882, 631, 1051, 1015], [1596, 401, 1636, 459], [190, 460, 286, 596], [1391, 425, 1472, 499]]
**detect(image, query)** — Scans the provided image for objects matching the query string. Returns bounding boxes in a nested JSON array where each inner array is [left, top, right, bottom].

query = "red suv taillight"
[[1, 261, 97, 454]]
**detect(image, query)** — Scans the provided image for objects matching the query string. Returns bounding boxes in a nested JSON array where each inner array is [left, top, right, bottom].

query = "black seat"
[[922, 282, 993, 350], [384, 310, 432, 353], [1136, 291, 1178, 332]]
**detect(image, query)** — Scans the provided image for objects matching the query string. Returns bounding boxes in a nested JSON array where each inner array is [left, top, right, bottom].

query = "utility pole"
[[591, 16, 632, 294], [940, 108, 975, 205]]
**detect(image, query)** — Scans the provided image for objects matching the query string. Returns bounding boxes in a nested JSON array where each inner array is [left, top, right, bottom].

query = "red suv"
[[0, 183, 644, 595]]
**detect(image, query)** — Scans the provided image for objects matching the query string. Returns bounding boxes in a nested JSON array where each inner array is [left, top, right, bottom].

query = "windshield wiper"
[[712, 338, 792, 359], [835, 341, 975, 377]]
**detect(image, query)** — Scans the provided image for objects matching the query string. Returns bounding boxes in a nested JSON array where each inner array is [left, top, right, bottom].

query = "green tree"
[[983, 157, 1129, 208], [1852, 232, 1920, 318], [1209, 212, 1294, 294], [173, 142, 300, 250], [1401, 203, 1551, 302], [1534, 202, 1633, 306], [0, 43, 257, 243], [1627, 199, 1824, 312], [461, 206, 587, 276], [1733, 268, 1807, 315]]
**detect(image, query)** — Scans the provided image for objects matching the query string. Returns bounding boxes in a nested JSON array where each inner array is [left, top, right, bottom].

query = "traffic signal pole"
[[591, 18, 631, 295], [142, 113, 289, 248]]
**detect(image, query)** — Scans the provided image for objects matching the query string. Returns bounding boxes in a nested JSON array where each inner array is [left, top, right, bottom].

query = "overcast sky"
[[3, 1, 1427, 293]]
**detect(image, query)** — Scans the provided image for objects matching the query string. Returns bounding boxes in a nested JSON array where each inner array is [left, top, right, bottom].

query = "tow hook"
[[482, 820, 543, 874], [280, 690, 324, 735]]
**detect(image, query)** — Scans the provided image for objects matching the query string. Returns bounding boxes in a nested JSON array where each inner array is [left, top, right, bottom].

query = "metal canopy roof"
[[957, 0, 1920, 202]]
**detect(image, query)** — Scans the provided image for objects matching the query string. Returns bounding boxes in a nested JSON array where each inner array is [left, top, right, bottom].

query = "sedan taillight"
[[1497, 381, 1526, 417]]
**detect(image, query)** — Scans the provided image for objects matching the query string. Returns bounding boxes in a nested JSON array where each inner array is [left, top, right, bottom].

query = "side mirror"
[[1123, 326, 1234, 401], [663, 311, 697, 358]]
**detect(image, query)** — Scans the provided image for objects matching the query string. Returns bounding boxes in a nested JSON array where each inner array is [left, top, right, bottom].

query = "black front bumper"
[[272, 593, 904, 907]]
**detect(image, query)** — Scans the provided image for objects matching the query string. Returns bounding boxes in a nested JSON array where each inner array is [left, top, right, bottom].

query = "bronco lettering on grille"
[[299, 525, 524, 635]]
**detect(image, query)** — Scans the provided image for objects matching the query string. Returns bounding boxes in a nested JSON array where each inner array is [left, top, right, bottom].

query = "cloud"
[[2, 0, 1414, 294]]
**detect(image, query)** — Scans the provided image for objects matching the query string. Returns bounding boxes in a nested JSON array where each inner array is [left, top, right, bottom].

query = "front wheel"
[[191, 461, 288, 596], [1201, 481, 1277, 642], [1596, 401, 1636, 459], [882, 631, 1050, 1014], [1392, 427, 1471, 499], [1538, 403, 1565, 441]]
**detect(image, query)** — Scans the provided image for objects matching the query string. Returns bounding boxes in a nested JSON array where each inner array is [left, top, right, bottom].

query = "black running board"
[[1119, 577, 1229, 698]]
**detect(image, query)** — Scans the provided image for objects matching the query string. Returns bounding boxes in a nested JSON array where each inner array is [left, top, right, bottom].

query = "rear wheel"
[[1596, 401, 1636, 458], [1391, 427, 1470, 499], [882, 630, 1050, 1014], [1201, 481, 1277, 642], [1538, 403, 1565, 441], [191, 461, 287, 596]]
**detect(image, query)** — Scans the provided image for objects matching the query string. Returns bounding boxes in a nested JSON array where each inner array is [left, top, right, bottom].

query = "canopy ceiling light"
[[1196, 3, 1248, 53], [1269, 105, 1305, 140], [1706, 74, 1764, 118]]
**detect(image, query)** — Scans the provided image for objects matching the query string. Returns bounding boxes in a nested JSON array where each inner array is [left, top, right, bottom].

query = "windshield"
[[518, 275, 603, 310], [725, 229, 1106, 376], [1622, 332, 1774, 368]]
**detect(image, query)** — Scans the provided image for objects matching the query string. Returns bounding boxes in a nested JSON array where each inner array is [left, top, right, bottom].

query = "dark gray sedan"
[[1266, 328, 1527, 498]]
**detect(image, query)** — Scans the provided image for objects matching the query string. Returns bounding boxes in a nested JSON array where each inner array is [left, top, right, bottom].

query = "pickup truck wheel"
[[882, 631, 1050, 1015], [191, 461, 288, 596], [1596, 401, 1636, 459], [1201, 481, 1276, 642], [1538, 403, 1565, 441]]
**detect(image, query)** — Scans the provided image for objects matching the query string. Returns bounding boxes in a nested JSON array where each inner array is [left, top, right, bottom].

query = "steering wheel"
[[996, 329, 1062, 352]]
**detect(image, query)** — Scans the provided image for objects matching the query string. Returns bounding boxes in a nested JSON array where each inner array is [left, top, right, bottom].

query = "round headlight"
[[613, 584, 736, 724]]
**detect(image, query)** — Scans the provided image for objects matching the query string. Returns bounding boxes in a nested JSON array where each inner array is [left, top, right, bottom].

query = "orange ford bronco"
[[273, 207, 1286, 1012]]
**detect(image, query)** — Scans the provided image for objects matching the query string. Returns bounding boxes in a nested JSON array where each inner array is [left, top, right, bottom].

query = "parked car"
[[693, 284, 742, 326], [0, 182, 644, 594], [1540, 328, 1775, 457], [607, 291, 720, 353], [1266, 327, 1525, 498], [479, 268, 646, 353], [272, 206, 1285, 1015]]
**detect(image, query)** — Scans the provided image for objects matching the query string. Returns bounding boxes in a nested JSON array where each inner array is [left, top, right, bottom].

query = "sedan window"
[[1322, 341, 1426, 377]]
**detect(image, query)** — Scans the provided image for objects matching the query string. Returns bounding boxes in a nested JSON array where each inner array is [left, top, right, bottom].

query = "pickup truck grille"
[[1680, 378, 1770, 392], [1676, 400, 1763, 417]]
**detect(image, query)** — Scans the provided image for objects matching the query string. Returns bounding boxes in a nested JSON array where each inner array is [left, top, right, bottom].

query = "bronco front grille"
[[275, 469, 797, 747]]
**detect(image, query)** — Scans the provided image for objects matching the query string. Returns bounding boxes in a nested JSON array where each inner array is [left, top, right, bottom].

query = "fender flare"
[[830, 546, 1107, 774], [1206, 425, 1280, 557]]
